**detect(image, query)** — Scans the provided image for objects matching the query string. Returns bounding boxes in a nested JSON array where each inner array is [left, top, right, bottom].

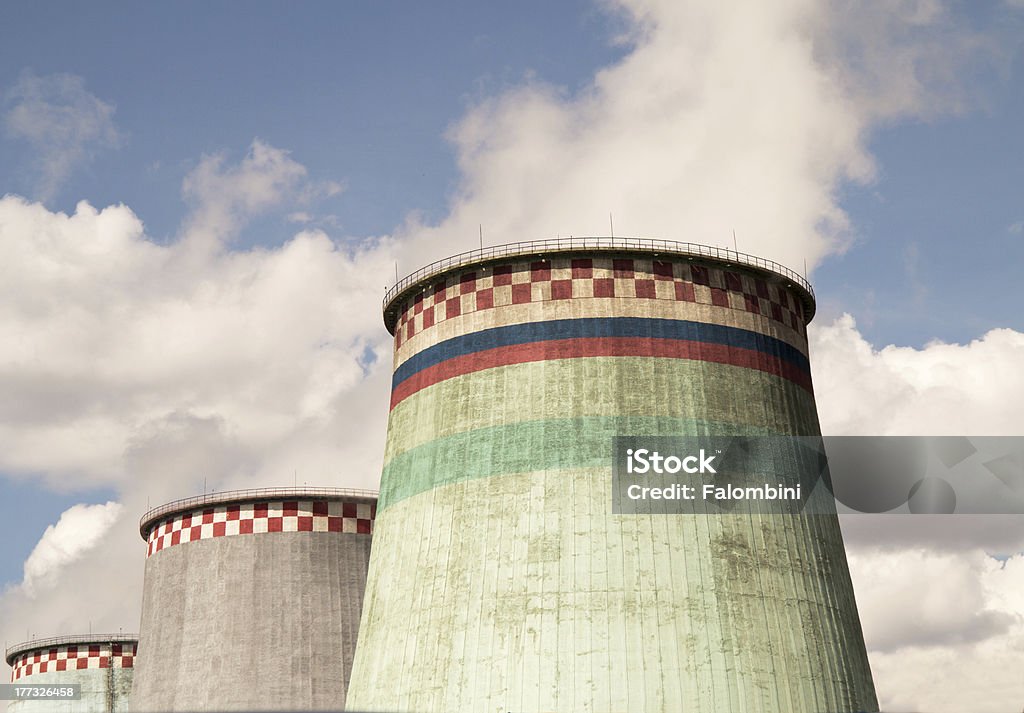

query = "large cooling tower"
[[5, 635, 137, 712], [347, 238, 878, 712], [131, 488, 376, 712]]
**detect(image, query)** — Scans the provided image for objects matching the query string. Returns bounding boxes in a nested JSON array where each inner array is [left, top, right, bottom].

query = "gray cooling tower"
[[5, 635, 137, 712], [131, 487, 376, 711]]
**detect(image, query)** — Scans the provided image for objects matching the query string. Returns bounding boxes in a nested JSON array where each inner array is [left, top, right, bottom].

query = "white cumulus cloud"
[[848, 549, 1017, 653], [0, 150, 395, 496], [810, 313, 1024, 437], [21, 502, 123, 596], [810, 315, 1024, 710], [395, 0, 1001, 277], [848, 552, 1024, 713]]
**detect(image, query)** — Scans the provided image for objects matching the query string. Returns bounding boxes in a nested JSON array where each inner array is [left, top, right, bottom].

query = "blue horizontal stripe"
[[393, 317, 809, 389]]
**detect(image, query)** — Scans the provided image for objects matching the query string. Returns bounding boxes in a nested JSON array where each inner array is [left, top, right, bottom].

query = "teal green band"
[[380, 416, 802, 511]]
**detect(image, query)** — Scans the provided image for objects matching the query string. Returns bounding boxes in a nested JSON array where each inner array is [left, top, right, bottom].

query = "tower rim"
[[138, 487, 379, 541], [6, 634, 139, 666], [383, 236, 815, 334]]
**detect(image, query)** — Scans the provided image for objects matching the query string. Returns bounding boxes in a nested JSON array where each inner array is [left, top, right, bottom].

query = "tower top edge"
[[383, 237, 815, 333], [138, 487, 379, 540], [6, 635, 139, 665]]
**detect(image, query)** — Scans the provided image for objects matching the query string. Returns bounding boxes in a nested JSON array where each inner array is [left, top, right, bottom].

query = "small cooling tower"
[[130, 488, 376, 712], [347, 238, 878, 712], [5, 635, 137, 712]]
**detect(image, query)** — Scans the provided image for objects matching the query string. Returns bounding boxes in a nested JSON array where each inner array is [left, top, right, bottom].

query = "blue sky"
[[1, 1, 626, 241], [821, 95, 1024, 345], [0, 1, 627, 595], [1, 2, 1019, 352], [1, 2, 1023, 711]]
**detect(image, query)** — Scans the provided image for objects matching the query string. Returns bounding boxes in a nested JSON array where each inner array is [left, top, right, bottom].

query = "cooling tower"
[[5, 635, 137, 713], [131, 488, 376, 712], [347, 238, 878, 712]]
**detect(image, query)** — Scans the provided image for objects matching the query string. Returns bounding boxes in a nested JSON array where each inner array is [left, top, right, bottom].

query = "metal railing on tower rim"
[[6, 634, 139, 665], [139, 486, 379, 538], [383, 236, 815, 331]]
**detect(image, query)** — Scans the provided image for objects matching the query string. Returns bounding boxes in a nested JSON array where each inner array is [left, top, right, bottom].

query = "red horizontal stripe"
[[390, 337, 811, 410]]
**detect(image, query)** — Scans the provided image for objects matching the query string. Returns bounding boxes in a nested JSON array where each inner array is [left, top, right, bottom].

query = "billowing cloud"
[[850, 552, 1024, 713], [3, 72, 121, 201], [20, 502, 123, 596], [2, 496, 147, 656], [810, 314, 1024, 709], [394, 0, 1002, 279], [180, 139, 311, 248], [848, 549, 1017, 653], [810, 313, 1024, 437], [0, 148, 395, 496], [401, 1, 867, 273]]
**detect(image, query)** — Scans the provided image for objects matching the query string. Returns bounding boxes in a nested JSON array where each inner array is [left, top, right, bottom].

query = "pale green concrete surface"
[[6, 668, 133, 713], [350, 253, 877, 713], [384, 357, 817, 466], [349, 473, 876, 712]]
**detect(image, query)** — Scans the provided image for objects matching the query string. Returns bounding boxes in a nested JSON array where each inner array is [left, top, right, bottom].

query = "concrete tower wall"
[[131, 489, 375, 712], [6, 636, 137, 713], [347, 242, 877, 712]]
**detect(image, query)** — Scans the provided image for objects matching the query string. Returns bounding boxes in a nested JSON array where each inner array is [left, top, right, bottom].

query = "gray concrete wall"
[[131, 530, 371, 711]]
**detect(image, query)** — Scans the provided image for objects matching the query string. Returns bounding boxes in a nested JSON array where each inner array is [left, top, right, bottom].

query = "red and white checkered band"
[[393, 257, 807, 348], [10, 642, 137, 682], [145, 500, 376, 558]]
